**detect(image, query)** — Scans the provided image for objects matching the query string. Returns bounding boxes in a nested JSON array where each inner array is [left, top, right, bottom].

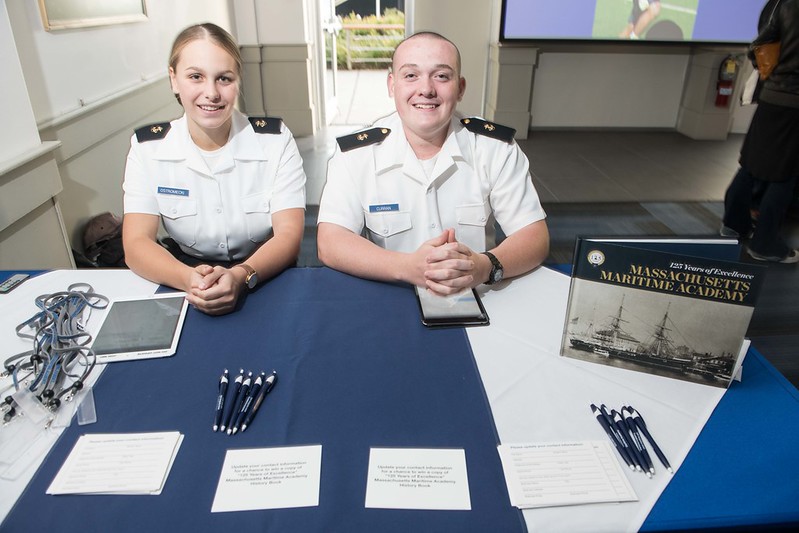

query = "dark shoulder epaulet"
[[248, 116, 282, 134], [336, 127, 391, 152], [460, 117, 516, 143], [135, 122, 171, 143]]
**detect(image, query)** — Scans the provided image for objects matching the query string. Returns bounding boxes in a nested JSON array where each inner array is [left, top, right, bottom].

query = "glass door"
[[319, 0, 342, 124]]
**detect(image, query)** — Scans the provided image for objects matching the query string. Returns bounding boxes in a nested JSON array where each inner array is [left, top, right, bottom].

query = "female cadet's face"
[[169, 39, 239, 143]]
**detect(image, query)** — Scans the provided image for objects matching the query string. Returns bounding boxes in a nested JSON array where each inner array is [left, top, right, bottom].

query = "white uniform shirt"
[[318, 112, 546, 253], [123, 110, 306, 261]]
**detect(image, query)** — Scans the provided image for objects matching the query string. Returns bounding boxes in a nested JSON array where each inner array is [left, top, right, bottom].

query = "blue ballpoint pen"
[[613, 409, 650, 477], [213, 369, 229, 432], [227, 371, 253, 435], [623, 406, 655, 474], [241, 371, 277, 433], [220, 369, 244, 432], [630, 406, 673, 474], [599, 404, 636, 471], [591, 404, 634, 471], [231, 372, 264, 435]]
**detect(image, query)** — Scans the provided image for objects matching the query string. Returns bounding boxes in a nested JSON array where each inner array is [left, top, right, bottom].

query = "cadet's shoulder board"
[[460, 117, 515, 143], [248, 116, 283, 134], [336, 127, 391, 152], [135, 122, 171, 143]]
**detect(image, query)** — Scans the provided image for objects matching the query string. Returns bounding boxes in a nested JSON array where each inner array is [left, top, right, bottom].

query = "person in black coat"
[[722, 0, 799, 263]]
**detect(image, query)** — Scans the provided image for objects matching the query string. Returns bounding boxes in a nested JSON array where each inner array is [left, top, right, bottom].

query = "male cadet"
[[317, 32, 549, 296]]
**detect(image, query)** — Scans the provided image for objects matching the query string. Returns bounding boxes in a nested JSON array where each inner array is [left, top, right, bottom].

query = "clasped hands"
[[413, 229, 489, 296], [185, 264, 245, 315]]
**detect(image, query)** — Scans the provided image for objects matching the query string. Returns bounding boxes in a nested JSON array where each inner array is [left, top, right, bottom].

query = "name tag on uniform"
[[157, 187, 189, 197], [369, 203, 399, 213]]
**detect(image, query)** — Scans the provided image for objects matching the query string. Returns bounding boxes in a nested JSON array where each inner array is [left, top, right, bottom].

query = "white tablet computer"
[[90, 293, 189, 363]]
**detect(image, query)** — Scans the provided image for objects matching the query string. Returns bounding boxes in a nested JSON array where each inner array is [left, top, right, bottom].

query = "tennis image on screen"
[[501, 0, 763, 44]]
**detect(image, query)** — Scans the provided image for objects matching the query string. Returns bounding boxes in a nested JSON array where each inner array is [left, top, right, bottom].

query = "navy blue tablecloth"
[[2, 268, 524, 532], [644, 346, 799, 530]]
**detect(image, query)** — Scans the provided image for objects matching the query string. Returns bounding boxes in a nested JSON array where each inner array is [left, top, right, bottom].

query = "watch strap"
[[233, 263, 257, 289], [482, 251, 503, 285]]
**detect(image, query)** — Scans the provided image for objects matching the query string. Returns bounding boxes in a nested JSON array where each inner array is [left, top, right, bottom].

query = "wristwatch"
[[482, 251, 504, 285], [234, 263, 258, 290]]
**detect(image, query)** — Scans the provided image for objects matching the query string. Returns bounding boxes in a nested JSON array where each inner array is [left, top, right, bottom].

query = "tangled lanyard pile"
[[2, 283, 109, 424]]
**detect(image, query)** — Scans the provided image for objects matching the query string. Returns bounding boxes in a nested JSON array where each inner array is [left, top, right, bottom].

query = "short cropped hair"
[[391, 31, 462, 75]]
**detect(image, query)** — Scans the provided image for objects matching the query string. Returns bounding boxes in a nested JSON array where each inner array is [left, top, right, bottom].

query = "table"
[[1, 268, 523, 532], [2, 267, 798, 531]]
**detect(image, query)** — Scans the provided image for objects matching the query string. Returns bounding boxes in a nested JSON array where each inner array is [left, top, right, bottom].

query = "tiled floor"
[[296, 70, 799, 388]]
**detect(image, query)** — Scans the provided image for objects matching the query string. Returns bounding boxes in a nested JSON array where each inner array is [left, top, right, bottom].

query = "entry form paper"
[[364, 448, 471, 510], [211, 445, 322, 513], [47, 432, 183, 495], [498, 442, 638, 508]]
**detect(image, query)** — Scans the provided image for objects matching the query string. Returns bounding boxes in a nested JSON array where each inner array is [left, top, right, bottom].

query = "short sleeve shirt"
[[123, 110, 306, 261], [317, 112, 546, 253]]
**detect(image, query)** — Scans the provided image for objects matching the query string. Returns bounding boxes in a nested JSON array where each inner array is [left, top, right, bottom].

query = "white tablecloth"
[[469, 267, 731, 533]]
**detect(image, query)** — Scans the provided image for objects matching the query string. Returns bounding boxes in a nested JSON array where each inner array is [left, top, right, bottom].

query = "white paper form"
[[498, 442, 637, 509], [211, 444, 322, 513], [364, 448, 471, 511], [46, 432, 183, 495]]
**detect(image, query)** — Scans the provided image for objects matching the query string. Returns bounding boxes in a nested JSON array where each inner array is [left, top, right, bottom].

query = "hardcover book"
[[560, 237, 767, 388]]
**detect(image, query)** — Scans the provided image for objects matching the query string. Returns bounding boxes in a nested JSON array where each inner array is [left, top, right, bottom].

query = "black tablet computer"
[[414, 287, 489, 328]]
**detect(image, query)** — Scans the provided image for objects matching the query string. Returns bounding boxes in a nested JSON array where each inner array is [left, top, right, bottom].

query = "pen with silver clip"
[[629, 406, 672, 474], [241, 370, 277, 432], [612, 409, 650, 477], [622, 406, 654, 475], [591, 403, 634, 471], [231, 372, 264, 435], [228, 371, 253, 435], [213, 369, 228, 432], [220, 369, 244, 433]]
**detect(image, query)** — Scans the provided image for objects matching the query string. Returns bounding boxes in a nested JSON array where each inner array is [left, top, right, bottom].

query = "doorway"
[[316, 0, 404, 127]]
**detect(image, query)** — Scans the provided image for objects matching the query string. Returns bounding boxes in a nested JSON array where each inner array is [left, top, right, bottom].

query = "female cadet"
[[123, 23, 306, 314]]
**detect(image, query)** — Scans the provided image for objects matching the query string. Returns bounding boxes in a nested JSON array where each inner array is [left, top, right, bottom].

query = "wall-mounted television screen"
[[501, 0, 766, 44]]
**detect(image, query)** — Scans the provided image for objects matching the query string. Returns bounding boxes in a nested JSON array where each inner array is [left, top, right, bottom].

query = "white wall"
[[5, 0, 233, 255], [0, 3, 39, 157], [1, 1, 72, 269], [411, 0, 492, 117], [7, 0, 233, 125], [531, 52, 689, 129]]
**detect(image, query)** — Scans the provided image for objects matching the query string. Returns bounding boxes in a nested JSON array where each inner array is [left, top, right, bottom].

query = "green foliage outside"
[[333, 8, 405, 69]]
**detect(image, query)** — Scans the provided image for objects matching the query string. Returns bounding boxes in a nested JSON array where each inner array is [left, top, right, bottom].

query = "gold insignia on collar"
[[255, 119, 266, 128], [484, 123, 496, 132], [463, 118, 471, 124], [357, 133, 369, 141], [151, 125, 163, 134]]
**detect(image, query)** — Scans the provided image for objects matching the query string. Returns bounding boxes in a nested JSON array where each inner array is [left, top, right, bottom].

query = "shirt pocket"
[[158, 198, 198, 247], [455, 202, 490, 251], [364, 210, 413, 249], [242, 191, 272, 243]]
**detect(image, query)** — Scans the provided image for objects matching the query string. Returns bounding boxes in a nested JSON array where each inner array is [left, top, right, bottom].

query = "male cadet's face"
[[169, 38, 239, 138], [388, 36, 466, 141]]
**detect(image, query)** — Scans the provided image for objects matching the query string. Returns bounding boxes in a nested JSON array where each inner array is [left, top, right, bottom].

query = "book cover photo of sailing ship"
[[560, 238, 767, 388]]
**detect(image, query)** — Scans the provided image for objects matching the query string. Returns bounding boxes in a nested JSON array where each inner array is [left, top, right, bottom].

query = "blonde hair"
[[169, 23, 242, 104]]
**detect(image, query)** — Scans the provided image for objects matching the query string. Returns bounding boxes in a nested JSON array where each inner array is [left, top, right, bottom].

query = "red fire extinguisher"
[[716, 56, 738, 107]]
